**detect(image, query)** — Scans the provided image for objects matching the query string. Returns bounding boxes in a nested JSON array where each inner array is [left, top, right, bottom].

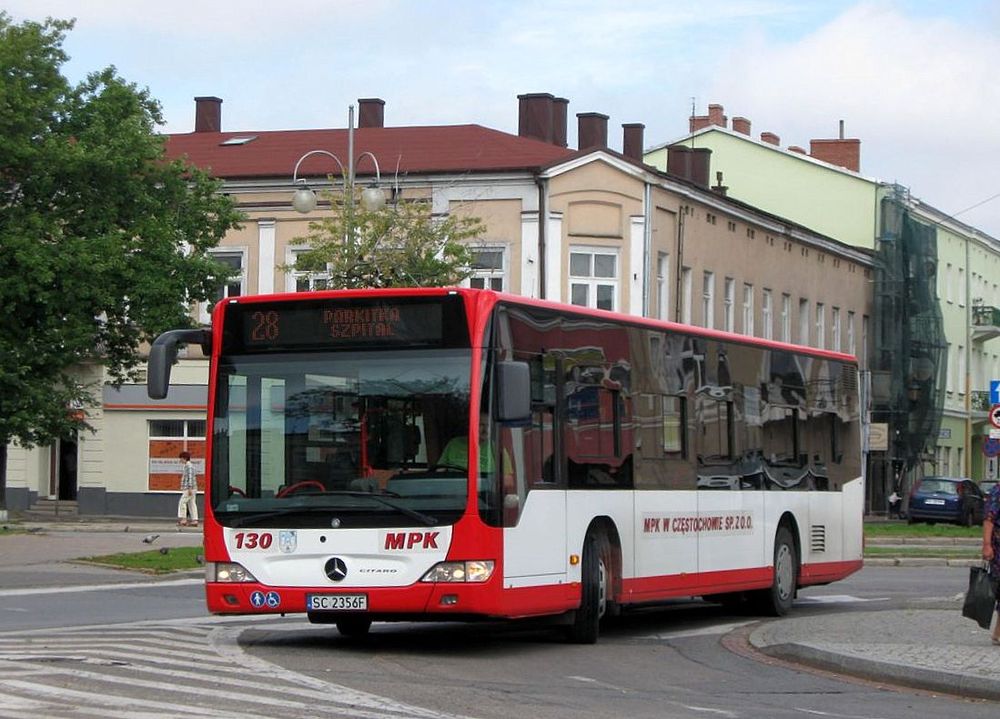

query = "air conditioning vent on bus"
[[810, 525, 827, 553]]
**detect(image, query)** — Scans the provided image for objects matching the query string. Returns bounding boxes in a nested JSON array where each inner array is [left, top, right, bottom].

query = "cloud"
[[706, 1, 1000, 233]]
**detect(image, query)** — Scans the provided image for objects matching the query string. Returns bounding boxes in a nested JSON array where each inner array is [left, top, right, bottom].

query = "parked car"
[[979, 479, 998, 498], [908, 476, 984, 526]]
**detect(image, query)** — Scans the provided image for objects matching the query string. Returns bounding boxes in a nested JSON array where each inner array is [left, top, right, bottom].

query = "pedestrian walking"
[[981, 482, 1000, 643], [176, 451, 199, 528]]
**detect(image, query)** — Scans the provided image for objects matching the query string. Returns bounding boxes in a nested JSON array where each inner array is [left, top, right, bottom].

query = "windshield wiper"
[[224, 492, 437, 528], [324, 491, 438, 526]]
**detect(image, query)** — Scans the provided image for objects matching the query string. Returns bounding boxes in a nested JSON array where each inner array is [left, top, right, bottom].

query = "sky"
[[8, 0, 1000, 237]]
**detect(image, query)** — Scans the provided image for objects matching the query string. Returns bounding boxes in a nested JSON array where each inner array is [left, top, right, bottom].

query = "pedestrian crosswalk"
[[0, 619, 469, 719]]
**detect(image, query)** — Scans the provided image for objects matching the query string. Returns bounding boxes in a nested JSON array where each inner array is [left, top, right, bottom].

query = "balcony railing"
[[972, 305, 1000, 342], [971, 390, 991, 413]]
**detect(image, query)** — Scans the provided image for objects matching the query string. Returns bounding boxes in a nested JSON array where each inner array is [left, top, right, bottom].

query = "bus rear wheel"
[[567, 531, 610, 644], [753, 527, 797, 616], [336, 617, 372, 638]]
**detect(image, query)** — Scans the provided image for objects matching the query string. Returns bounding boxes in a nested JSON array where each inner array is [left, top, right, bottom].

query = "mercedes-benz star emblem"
[[325, 557, 348, 582]]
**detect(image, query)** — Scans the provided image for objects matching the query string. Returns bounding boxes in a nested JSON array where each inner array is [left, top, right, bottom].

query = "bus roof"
[[219, 287, 860, 366]]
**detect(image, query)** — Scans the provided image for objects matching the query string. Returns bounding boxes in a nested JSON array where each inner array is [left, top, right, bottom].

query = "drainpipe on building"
[[536, 175, 548, 300], [674, 205, 687, 323], [642, 181, 652, 317]]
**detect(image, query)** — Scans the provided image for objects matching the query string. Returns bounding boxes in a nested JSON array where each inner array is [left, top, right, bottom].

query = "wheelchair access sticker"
[[250, 591, 281, 609]]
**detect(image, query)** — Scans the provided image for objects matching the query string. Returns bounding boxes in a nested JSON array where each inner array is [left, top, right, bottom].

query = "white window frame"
[[799, 298, 810, 345], [832, 307, 841, 352], [681, 266, 692, 325], [569, 246, 618, 312], [657, 252, 670, 320], [724, 277, 736, 332], [285, 247, 332, 292], [761, 289, 773, 340], [200, 248, 246, 323], [742, 282, 754, 336], [847, 310, 856, 356], [465, 244, 507, 292], [780, 293, 791, 343], [815, 302, 826, 349], [702, 271, 715, 329]]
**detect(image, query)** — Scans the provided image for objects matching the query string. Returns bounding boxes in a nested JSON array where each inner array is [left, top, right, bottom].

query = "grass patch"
[[0, 525, 25, 536], [79, 546, 203, 574], [864, 546, 979, 559], [864, 522, 981, 539]]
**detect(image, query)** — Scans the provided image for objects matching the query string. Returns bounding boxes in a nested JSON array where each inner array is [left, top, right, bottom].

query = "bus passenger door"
[[502, 404, 567, 588]]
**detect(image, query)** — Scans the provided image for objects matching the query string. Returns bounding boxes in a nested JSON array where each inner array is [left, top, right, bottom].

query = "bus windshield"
[[211, 349, 473, 528]]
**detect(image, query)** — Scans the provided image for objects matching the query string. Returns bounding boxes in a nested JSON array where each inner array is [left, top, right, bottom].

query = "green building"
[[647, 104, 1000, 512]]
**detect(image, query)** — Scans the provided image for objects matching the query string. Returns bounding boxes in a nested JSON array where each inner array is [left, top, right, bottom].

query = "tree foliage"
[[289, 189, 485, 289], [0, 14, 243, 450]]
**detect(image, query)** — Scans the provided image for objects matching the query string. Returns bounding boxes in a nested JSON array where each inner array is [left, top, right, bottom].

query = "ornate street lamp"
[[291, 105, 386, 215]]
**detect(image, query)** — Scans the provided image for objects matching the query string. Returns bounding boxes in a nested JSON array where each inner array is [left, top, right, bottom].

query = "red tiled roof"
[[164, 125, 575, 180]]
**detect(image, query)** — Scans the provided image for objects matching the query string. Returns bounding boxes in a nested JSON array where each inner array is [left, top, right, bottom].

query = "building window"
[[467, 246, 506, 291], [702, 271, 715, 329], [569, 247, 618, 311], [287, 248, 331, 292], [832, 307, 841, 352], [761, 289, 773, 340], [799, 298, 810, 345], [781, 293, 791, 342], [657, 253, 670, 320], [958, 345, 965, 394], [815, 302, 825, 349], [681, 266, 692, 324], [847, 311, 856, 356], [724, 277, 736, 333], [148, 419, 206, 492], [958, 267, 965, 307], [201, 250, 245, 323], [742, 282, 754, 336]]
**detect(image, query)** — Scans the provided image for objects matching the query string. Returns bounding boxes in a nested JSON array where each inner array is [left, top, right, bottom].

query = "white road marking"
[[795, 595, 889, 604], [682, 706, 738, 717], [641, 620, 755, 640], [0, 577, 200, 597], [794, 708, 891, 719]]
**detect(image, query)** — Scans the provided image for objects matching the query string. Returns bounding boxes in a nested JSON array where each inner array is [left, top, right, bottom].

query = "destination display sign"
[[222, 295, 469, 353]]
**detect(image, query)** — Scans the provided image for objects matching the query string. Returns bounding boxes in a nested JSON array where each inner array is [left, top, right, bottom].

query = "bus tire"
[[754, 527, 797, 617], [336, 617, 372, 638], [566, 531, 609, 644]]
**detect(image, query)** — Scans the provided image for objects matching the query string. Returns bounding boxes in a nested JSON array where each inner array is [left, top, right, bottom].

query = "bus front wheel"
[[566, 531, 610, 644], [754, 527, 797, 616]]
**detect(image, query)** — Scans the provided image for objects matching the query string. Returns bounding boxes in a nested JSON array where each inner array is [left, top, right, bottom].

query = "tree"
[[288, 188, 485, 289], [0, 15, 243, 509]]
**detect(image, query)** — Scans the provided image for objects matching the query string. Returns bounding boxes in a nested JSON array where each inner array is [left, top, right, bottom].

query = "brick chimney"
[[553, 97, 569, 148], [689, 103, 727, 132], [518, 93, 555, 144], [809, 122, 860, 171], [622, 123, 645, 162], [358, 98, 385, 128], [760, 131, 780, 146], [667, 145, 692, 180], [690, 148, 712, 188], [732, 116, 751, 135], [577, 112, 609, 150], [194, 96, 222, 133]]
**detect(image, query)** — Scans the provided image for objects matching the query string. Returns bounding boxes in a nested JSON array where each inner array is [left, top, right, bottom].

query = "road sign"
[[986, 438, 1000, 458], [991, 404, 1000, 429], [992, 380, 1000, 405]]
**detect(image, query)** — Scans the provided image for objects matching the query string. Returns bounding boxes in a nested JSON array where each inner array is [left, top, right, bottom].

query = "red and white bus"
[[148, 287, 863, 642]]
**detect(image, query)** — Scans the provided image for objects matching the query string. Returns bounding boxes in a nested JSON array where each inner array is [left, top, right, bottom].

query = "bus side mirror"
[[148, 329, 212, 400], [496, 361, 531, 422]]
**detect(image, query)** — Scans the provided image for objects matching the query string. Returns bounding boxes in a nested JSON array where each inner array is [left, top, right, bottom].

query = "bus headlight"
[[209, 562, 259, 583], [420, 560, 495, 583]]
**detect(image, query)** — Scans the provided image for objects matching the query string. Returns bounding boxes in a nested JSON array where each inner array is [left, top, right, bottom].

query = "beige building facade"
[[5, 95, 872, 516]]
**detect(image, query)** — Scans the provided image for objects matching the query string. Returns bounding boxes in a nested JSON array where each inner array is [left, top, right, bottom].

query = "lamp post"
[[291, 105, 386, 215]]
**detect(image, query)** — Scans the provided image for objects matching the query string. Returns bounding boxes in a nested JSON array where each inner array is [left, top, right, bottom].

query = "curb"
[[863, 557, 979, 567], [756, 641, 1000, 702]]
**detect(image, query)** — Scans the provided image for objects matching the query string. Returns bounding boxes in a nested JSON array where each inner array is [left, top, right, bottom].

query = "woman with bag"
[[981, 483, 1000, 643]]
